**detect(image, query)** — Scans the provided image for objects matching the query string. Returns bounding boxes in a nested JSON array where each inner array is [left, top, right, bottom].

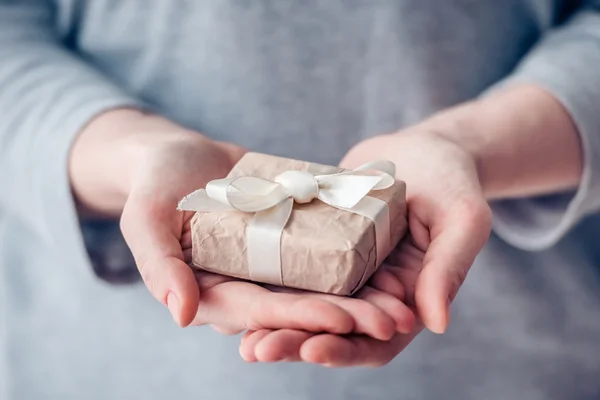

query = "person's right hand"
[[69, 109, 415, 340]]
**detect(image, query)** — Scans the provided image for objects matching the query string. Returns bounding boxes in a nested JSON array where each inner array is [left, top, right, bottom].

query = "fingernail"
[[167, 292, 182, 327], [428, 304, 449, 335], [436, 305, 450, 334]]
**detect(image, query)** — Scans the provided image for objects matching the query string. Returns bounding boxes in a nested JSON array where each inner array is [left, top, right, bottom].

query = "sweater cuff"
[[43, 94, 146, 277], [483, 69, 600, 251]]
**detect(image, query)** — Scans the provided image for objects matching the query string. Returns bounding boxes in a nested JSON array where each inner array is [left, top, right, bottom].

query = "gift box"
[[178, 152, 407, 295]]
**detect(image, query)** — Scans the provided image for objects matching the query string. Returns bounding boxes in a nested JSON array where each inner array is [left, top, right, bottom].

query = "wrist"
[[417, 84, 583, 200], [413, 102, 489, 195], [69, 108, 200, 217]]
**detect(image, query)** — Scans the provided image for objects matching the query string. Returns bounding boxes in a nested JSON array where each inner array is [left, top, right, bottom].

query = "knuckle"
[[460, 198, 492, 230], [119, 197, 158, 236], [119, 199, 143, 229]]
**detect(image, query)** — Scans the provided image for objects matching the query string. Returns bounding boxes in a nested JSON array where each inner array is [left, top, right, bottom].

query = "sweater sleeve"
[[482, 1, 600, 251], [0, 1, 145, 269]]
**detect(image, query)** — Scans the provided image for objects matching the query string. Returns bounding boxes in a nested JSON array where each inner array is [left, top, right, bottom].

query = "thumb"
[[415, 202, 491, 334], [120, 194, 200, 327]]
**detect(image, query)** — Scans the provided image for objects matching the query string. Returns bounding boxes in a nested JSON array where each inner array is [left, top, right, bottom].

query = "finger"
[[300, 330, 419, 368], [253, 329, 314, 362], [408, 212, 431, 252], [308, 294, 396, 340], [211, 325, 244, 335], [384, 240, 426, 308], [355, 286, 416, 334], [416, 201, 492, 334], [192, 282, 355, 335], [266, 285, 398, 340], [249, 294, 355, 334], [181, 229, 192, 250], [120, 197, 199, 327], [239, 330, 273, 362], [182, 248, 192, 264], [368, 267, 406, 300]]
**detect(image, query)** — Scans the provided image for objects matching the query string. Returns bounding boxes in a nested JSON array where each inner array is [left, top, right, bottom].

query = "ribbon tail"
[[354, 160, 396, 176], [177, 189, 235, 212], [246, 198, 294, 285], [353, 160, 396, 190]]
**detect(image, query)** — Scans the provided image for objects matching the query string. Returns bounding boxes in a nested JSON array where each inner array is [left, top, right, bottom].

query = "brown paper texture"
[[190, 152, 407, 295]]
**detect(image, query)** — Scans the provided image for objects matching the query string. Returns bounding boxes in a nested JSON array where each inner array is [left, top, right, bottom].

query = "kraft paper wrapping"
[[189, 152, 407, 295]]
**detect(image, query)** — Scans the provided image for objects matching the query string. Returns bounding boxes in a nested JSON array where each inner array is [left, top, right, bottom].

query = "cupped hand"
[[239, 242, 424, 366], [238, 129, 492, 365], [76, 110, 414, 339]]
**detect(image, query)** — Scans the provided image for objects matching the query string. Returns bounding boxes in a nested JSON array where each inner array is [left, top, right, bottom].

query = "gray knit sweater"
[[1, 1, 600, 399]]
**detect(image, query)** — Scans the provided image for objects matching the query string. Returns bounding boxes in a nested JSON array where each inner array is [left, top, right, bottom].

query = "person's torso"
[[3, 1, 599, 399], [56, 0, 566, 162]]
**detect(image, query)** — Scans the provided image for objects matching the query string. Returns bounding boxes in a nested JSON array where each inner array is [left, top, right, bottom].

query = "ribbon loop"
[[316, 174, 383, 209], [226, 177, 287, 212]]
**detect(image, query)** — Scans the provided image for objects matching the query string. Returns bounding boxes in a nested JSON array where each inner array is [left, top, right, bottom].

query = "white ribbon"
[[178, 160, 396, 287]]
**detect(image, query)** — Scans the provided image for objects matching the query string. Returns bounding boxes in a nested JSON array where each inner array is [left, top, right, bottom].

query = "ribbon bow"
[[178, 160, 396, 286], [178, 160, 396, 214]]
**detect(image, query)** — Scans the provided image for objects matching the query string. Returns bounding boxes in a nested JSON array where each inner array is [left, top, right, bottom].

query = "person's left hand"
[[238, 240, 425, 366], [238, 128, 492, 366]]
